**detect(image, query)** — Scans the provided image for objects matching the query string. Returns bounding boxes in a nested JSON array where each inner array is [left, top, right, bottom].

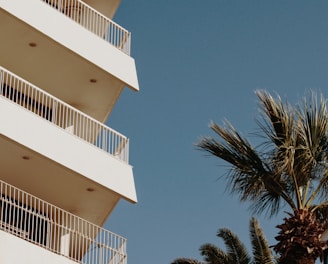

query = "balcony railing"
[[0, 66, 129, 163], [0, 180, 127, 264], [42, 0, 131, 55]]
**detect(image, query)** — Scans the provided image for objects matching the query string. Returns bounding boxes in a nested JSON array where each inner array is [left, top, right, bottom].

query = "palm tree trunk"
[[280, 258, 315, 264], [274, 209, 326, 264]]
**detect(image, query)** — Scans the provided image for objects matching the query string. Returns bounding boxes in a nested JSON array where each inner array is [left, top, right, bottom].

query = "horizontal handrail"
[[42, 0, 131, 55], [0, 179, 127, 264], [0, 66, 129, 163]]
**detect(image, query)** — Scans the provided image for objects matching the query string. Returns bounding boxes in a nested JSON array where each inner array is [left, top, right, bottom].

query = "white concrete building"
[[0, 0, 138, 263]]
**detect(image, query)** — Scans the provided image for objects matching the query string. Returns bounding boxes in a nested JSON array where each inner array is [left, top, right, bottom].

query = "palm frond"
[[256, 90, 294, 150], [317, 169, 328, 204], [255, 90, 296, 176], [217, 228, 251, 264], [297, 92, 328, 162], [199, 243, 230, 263], [249, 188, 283, 217], [197, 120, 296, 215], [250, 217, 275, 264], [306, 169, 328, 210], [296, 92, 328, 201], [173, 219, 276, 264], [198, 90, 328, 220], [171, 258, 204, 264], [255, 90, 304, 207], [197, 121, 265, 198]]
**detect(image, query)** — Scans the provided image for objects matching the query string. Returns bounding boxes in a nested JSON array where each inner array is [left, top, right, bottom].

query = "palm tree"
[[197, 90, 328, 264], [171, 218, 276, 264]]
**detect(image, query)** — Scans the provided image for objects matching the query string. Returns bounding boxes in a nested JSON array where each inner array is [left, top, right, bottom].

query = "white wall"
[[0, 0, 139, 91], [0, 230, 77, 264], [0, 98, 138, 203]]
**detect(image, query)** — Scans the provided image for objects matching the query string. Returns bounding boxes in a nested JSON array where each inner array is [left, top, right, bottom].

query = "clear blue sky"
[[105, 1, 328, 263]]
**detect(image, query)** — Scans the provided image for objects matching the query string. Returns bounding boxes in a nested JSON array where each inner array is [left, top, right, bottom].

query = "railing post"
[[0, 68, 3, 95], [41, 0, 131, 55], [0, 67, 129, 163], [0, 180, 128, 263]]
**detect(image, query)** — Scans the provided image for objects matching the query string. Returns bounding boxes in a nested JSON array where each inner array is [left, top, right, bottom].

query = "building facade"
[[0, 0, 138, 263]]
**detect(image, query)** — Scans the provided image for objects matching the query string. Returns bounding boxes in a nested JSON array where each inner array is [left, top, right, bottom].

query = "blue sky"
[[105, 1, 328, 263]]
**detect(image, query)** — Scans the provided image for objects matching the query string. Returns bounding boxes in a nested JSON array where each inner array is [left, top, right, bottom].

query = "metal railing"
[[0, 180, 127, 264], [42, 0, 131, 55], [0, 67, 129, 163]]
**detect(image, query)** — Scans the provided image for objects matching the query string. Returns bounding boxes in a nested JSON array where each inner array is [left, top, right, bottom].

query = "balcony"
[[42, 0, 131, 55], [0, 179, 127, 264], [0, 65, 137, 224], [0, 0, 139, 123], [0, 66, 129, 164]]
